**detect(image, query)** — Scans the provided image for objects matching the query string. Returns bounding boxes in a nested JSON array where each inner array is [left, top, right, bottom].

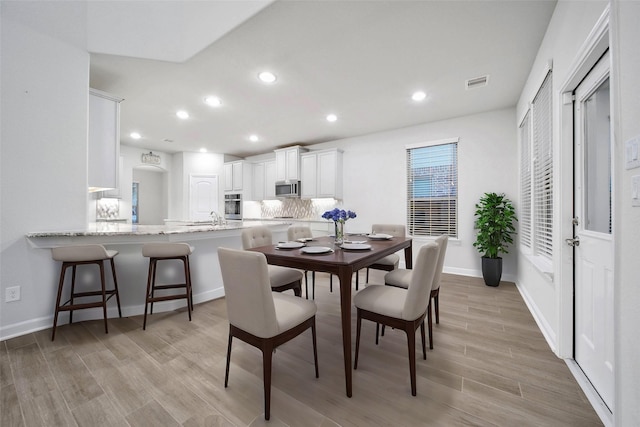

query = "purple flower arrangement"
[[322, 208, 357, 223]]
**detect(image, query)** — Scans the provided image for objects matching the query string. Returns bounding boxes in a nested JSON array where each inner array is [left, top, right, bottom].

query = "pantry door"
[[189, 175, 219, 221]]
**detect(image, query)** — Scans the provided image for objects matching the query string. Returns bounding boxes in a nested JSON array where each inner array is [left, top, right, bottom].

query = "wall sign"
[[141, 152, 161, 165]]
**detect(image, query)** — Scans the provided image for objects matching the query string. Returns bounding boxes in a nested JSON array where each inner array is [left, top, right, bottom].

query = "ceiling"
[[89, 0, 557, 158]]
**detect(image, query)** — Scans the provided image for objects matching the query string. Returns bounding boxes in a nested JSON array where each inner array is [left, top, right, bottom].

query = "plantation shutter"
[[519, 111, 532, 248], [532, 71, 553, 259], [406, 140, 458, 237]]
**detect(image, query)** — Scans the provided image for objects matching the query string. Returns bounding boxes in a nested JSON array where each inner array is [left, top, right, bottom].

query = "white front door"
[[189, 175, 218, 221], [572, 51, 614, 410]]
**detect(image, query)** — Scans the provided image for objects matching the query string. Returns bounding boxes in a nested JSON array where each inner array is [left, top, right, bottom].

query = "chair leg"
[[224, 332, 233, 387], [420, 321, 426, 360], [99, 261, 109, 334], [427, 302, 434, 350], [293, 280, 302, 297], [405, 325, 417, 396], [355, 271, 359, 290], [311, 320, 319, 378], [304, 271, 309, 300], [69, 265, 78, 325], [375, 322, 380, 345], [329, 274, 333, 292], [435, 294, 440, 324], [182, 257, 192, 321], [185, 255, 194, 311], [366, 267, 370, 283], [312, 271, 316, 300], [109, 258, 122, 317], [354, 310, 362, 369], [262, 342, 274, 421], [52, 264, 68, 341], [143, 259, 155, 330]]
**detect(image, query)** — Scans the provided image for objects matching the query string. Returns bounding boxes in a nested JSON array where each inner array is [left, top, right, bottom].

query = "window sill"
[[521, 249, 554, 282]]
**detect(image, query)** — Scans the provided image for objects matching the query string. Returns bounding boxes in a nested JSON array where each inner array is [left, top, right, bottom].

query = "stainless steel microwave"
[[275, 181, 301, 198]]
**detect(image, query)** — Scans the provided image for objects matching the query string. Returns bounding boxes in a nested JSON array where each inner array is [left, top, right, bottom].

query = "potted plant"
[[473, 192, 517, 286]]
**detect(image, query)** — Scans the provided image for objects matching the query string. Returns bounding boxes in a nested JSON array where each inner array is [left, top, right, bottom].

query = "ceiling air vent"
[[465, 75, 489, 90]]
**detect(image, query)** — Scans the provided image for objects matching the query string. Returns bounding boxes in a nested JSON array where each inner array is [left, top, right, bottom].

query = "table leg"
[[404, 244, 413, 269], [337, 267, 353, 397]]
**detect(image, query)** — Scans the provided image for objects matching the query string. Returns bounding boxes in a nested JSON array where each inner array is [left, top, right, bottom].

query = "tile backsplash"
[[96, 198, 120, 219], [251, 198, 339, 220]]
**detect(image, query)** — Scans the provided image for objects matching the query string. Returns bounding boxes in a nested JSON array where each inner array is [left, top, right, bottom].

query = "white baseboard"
[[515, 280, 558, 353], [565, 360, 613, 427], [442, 266, 517, 284], [0, 287, 226, 342]]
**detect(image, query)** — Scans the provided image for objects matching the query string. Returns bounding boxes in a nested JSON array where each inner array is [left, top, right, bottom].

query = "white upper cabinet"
[[252, 159, 277, 200], [275, 146, 305, 182], [224, 160, 252, 196], [300, 149, 343, 199], [88, 89, 123, 192]]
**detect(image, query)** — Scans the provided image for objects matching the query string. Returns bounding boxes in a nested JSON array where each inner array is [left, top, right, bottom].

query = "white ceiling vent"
[[465, 75, 489, 90]]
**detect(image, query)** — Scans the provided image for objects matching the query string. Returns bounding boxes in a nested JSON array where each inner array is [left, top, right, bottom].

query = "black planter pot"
[[481, 257, 502, 287]]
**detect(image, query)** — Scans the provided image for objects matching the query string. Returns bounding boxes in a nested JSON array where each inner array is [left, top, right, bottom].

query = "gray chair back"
[[372, 224, 406, 237], [241, 226, 273, 250], [287, 226, 312, 241], [431, 235, 449, 292], [402, 242, 439, 320], [217, 247, 279, 338]]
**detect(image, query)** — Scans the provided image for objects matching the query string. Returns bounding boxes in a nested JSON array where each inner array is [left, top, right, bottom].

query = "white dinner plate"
[[301, 246, 334, 254], [277, 241, 305, 249], [341, 243, 372, 250], [367, 233, 393, 240]]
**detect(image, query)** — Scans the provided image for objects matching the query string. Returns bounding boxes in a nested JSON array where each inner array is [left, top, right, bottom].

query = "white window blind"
[[406, 141, 458, 237], [532, 71, 553, 259], [519, 111, 532, 248]]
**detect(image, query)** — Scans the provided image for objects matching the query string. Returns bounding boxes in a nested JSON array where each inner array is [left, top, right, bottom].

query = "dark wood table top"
[[248, 235, 413, 274]]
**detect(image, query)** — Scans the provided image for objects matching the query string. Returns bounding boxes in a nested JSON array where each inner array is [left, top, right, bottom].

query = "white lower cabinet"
[[300, 149, 343, 199]]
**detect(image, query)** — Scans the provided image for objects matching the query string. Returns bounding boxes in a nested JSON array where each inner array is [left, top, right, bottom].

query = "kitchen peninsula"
[[26, 221, 293, 322]]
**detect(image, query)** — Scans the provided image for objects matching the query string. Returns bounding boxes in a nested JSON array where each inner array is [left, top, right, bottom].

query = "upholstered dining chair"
[[384, 234, 449, 349], [287, 225, 316, 299], [241, 226, 304, 297], [217, 247, 319, 421], [353, 242, 440, 396], [361, 224, 406, 286]]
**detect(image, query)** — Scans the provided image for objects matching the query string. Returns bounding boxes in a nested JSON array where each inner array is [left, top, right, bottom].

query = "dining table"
[[247, 234, 413, 397]]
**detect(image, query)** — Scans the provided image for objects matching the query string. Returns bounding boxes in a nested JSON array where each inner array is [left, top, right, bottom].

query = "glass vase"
[[334, 221, 344, 245]]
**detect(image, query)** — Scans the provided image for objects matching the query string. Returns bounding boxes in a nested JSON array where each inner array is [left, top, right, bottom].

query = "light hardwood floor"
[[1, 272, 602, 426]]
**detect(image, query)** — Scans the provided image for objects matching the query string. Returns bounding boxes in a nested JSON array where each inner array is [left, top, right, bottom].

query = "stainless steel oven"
[[224, 193, 242, 220]]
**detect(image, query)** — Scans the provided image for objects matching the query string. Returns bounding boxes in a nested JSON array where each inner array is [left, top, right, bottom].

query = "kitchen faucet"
[[210, 211, 225, 226]]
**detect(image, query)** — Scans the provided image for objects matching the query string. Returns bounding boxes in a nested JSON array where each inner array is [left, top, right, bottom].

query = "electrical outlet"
[[6, 286, 20, 302]]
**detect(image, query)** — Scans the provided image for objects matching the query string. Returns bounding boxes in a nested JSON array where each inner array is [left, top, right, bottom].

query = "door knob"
[[565, 237, 580, 247]]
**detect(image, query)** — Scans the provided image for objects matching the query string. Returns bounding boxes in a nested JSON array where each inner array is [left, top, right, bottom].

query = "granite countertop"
[[26, 220, 290, 238]]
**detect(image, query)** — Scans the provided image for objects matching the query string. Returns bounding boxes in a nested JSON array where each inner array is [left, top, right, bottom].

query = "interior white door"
[[189, 175, 218, 221], [572, 51, 614, 410]]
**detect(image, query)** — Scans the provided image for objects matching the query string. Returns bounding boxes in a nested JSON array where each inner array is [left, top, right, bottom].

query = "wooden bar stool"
[[142, 242, 194, 329], [51, 244, 122, 341]]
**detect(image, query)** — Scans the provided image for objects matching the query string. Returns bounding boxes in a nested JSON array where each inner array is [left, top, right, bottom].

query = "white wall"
[[303, 108, 519, 280], [612, 1, 640, 425], [0, 2, 90, 337], [515, 0, 608, 352], [132, 169, 166, 224]]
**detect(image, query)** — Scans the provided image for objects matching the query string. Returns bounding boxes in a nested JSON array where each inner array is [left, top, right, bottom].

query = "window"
[[406, 139, 458, 237], [520, 71, 553, 261], [519, 112, 532, 248]]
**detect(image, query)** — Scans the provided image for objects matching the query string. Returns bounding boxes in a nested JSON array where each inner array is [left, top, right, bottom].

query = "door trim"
[[557, 5, 613, 426]]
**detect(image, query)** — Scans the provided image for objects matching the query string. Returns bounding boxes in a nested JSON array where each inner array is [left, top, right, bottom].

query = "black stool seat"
[[51, 244, 122, 340], [142, 242, 194, 329]]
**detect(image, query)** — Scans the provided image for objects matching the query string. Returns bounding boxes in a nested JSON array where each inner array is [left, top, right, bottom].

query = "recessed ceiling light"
[[326, 114, 338, 122], [204, 96, 222, 107], [130, 132, 142, 140], [199, 148, 207, 153], [412, 91, 427, 102], [176, 110, 189, 119], [249, 134, 259, 142], [258, 71, 277, 84]]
